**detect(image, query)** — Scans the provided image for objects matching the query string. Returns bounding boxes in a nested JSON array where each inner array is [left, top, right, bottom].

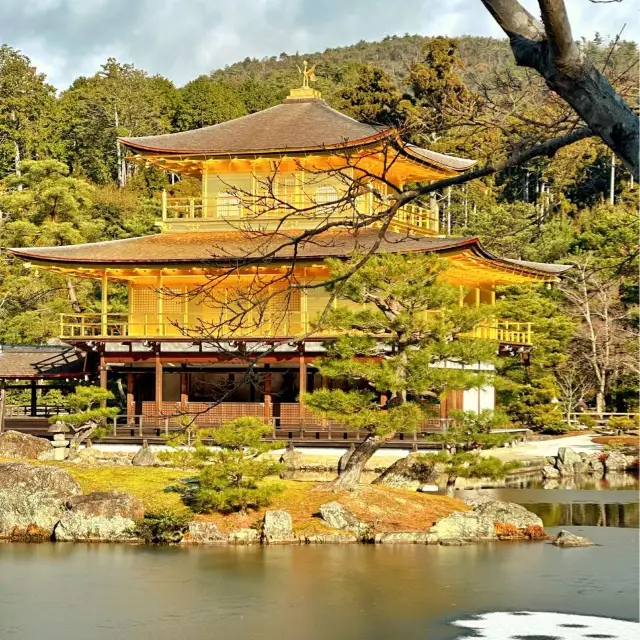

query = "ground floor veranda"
[[87, 341, 497, 442]]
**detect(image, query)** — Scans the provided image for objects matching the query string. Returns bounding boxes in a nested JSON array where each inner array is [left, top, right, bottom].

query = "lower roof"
[[0, 345, 87, 380], [10, 229, 571, 278]]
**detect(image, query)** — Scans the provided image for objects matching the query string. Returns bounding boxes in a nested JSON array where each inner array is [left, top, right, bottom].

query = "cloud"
[[1, 0, 636, 89]]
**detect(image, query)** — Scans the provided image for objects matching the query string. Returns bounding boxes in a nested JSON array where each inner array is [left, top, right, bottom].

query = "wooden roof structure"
[[119, 97, 475, 178], [0, 345, 87, 380]]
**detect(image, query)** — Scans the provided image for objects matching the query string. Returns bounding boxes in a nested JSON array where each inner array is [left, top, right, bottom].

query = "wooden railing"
[[59, 311, 533, 345], [159, 193, 439, 236], [5, 405, 73, 417]]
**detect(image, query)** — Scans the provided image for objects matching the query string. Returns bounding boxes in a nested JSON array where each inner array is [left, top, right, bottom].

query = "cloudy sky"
[[1, 0, 637, 89]]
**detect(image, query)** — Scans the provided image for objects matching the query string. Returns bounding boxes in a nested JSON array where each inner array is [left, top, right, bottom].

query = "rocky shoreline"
[[0, 460, 590, 548]]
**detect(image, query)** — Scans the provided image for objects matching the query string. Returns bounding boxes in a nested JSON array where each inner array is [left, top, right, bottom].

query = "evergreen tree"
[[303, 253, 496, 490]]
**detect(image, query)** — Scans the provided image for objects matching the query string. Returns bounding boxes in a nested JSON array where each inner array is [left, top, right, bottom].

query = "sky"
[[1, 0, 637, 90]]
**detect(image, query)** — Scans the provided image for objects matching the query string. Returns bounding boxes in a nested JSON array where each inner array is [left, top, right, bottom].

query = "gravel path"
[[479, 434, 602, 462]]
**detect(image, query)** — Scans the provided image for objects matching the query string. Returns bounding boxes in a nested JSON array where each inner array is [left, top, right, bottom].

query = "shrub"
[[577, 415, 597, 430], [183, 417, 284, 514], [494, 522, 521, 538], [608, 416, 638, 433], [135, 512, 191, 544], [523, 525, 546, 540]]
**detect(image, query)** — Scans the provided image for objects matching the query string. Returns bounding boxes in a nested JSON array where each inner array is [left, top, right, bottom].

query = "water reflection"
[[527, 501, 639, 528]]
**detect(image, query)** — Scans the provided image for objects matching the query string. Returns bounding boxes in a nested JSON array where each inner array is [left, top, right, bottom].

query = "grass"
[[1, 457, 468, 534]]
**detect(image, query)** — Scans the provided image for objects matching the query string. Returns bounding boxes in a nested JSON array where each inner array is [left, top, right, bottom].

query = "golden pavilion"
[[10, 81, 569, 440]]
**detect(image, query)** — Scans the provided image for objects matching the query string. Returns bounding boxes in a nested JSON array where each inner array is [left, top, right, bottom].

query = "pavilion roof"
[[10, 229, 571, 279], [0, 345, 87, 380], [119, 97, 475, 173]]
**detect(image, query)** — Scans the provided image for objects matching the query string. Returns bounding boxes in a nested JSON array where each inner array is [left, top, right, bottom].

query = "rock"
[[0, 462, 81, 537], [373, 453, 445, 490], [429, 511, 497, 541], [0, 430, 53, 460], [552, 529, 596, 547], [439, 538, 470, 546], [579, 452, 604, 474], [132, 441, 158, 467], [227, 528, 259, 545], [304, 533, 358, 544], [602, 451, 633, 473], [556, 447, 587, 476], [460, 490, 495, 507], [262, 510, 296, 544], [185, 522, 228, 544], [280, 448, 305, 470], [374, 532, 436, 544], [8, 523, 52, 543], [54, 491, 144, 542], [474, 500, 543, 530], [542, 464, 561, 479], [319, 501, 370, 537]]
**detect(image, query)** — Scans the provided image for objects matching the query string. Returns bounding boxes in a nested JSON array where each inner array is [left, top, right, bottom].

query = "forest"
[[0, 33, 638, 426]]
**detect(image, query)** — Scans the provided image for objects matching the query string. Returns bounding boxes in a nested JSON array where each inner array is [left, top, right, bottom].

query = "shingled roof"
[[9, 229, 571, 278], [119, 97, 475, 172], [0, 345, 87, 379]]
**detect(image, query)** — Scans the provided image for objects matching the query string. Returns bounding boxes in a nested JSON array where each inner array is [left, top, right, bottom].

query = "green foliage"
[[305, 254, 497, 445], [607, 416, 639, 433], [422, 450, 520, 480], [50, 386, 118, 428], [430, 409, 517, 450], [134, 511, 191, 545], [178, 417, 284, 514], [577, 415, 597, 429]]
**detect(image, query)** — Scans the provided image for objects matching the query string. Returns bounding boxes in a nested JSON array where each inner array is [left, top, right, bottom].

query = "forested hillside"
[[0, 33, 637, 419]]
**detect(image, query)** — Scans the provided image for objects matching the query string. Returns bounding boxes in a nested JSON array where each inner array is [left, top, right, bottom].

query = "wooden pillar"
[[155, 352, 163, 418], [263, 365, 272, 423], [458, 285, 464, 307], [474, 286, 480, 308], [126, 372, 135, 423], [156, 273, 163, 336], [99, 354, 108, 409], [298, 349, 307, 399], [0, 386, 6, 433], [180, 371, 188, 411], [101, 271, 108, 335], [30, 379, 37, 417]]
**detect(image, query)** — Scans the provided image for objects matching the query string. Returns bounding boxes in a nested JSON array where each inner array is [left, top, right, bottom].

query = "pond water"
[[0, 526, 638, 640]]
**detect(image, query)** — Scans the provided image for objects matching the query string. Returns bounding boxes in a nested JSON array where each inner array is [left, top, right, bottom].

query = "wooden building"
[[9, 82, 570, 439]]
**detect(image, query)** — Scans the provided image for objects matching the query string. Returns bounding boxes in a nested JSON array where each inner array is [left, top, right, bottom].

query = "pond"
[[0, 526, 637, 640]]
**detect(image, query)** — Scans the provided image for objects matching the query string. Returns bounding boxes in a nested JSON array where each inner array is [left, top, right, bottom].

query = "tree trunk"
[[328, 432, 396, 491], [69, 420, 101, 449], [481, 0, 639, 179], [445, 475, 457, 497], [66, 279, 82, 313]]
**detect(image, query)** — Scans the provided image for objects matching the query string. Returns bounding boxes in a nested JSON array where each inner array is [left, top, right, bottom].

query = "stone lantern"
[[48, 421, 71, 460]]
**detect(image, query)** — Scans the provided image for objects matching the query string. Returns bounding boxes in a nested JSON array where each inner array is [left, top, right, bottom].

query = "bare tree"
[[481, 0, 639, 179], [559, 259, 638, 414]]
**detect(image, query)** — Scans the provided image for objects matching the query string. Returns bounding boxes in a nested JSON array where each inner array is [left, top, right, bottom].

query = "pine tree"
[[303, 253, 497, 490]]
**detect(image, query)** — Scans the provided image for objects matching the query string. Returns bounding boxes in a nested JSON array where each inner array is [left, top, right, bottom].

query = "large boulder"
[[185, 522, 228, 544], [429, 511, 497, 541], [262, 510, 296, 544], [227, 528, 260, 545], [474, 500, 543, 529], [372, 453, 445, 490], [280, 448, 305, 470], [0, 431, 53, 460], [553, 529, 596, 547], [542, 464, 561, 479], [0, 462, 82, 537], [602, 451, 634, 473], [319, 501, 370, 537], [54, 491, 143, 542], [132, 441, 158, 467], [556, 447, 587, 476]]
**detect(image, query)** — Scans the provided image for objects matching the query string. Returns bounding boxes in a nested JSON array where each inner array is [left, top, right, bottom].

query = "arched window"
[[216, 191, 241, 217], [316, 185, 339, 205]]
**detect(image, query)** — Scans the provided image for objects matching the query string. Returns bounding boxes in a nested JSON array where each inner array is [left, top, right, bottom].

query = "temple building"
[[9, 80, 570, 442]]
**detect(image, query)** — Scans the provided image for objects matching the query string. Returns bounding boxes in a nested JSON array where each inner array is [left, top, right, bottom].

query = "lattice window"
[[316, 185, 338, 205], [131, 288, 156, 317], [216, 191, 241, 217]]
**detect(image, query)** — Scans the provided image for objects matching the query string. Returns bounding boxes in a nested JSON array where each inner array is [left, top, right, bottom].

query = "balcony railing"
[[159, 193, 439, 236], [59, 312, 533, 345]]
